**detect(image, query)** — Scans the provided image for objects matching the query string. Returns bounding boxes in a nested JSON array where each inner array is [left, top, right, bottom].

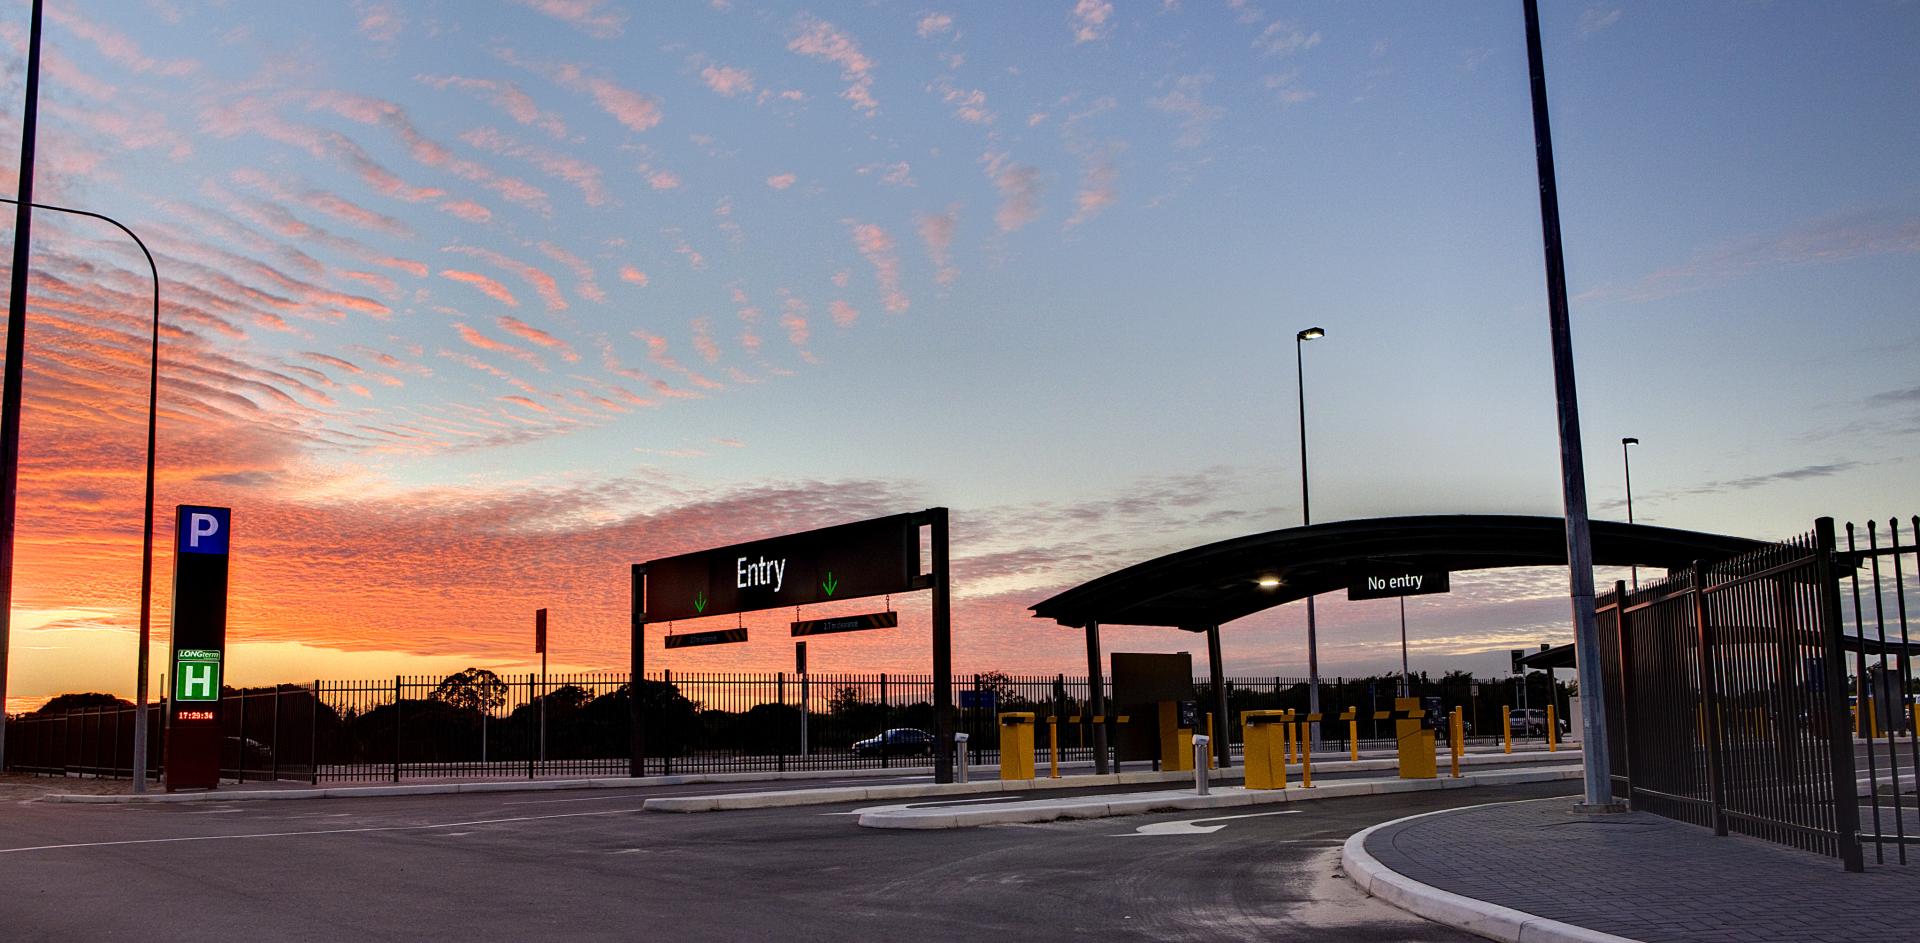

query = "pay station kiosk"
[[1111, 652, 1198, 772], [1395, 695, 1444, 779]]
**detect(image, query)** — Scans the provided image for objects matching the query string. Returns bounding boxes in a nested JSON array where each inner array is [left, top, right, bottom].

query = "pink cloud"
[[829, 299, 859, 327], [439, 200, 493, 223], [420, 75, 568, 139], [780, 297, 812, 350], [230, 168, 413, 239], [511, 0, 626, 38], [788, 16, 878, 115], [634, 331, 724, 391], [933, 80, 994, 125], [857, 161, 915, 187], [619, 266, 650, 286], [916, 207, 960, 284], [1066, 150, 1119, 229], [539, 242, 605, 303], [918, 13, 955, 38], [647, 169, 683, 190], [444, 246, 568, 311], [454, 323, 544, 373], [766, 173, 797, 190], [701, 64, 756, 98], [691, 317, 722, 363], [302, 90, 552, 212], [1071, 0, 1115, 44], [47, 4, 200, 75], [440, 269, 520, 307], [981, 152, 1042, 232], [845, 220, 909, 314], [461, 127, 608, 206], [497, 315, 581, 362], [355, 1, 406, 44]]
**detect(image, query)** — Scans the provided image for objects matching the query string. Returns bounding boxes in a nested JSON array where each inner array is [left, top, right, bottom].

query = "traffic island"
[[854, 766, 1582, 829], [1343, 796, 1920, 943]]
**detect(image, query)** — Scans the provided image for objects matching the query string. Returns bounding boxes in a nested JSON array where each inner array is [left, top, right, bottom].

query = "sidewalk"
[[1345, 796, 1920, 943]]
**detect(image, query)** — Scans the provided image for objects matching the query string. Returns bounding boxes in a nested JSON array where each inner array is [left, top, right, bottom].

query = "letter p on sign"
[[177, 505, 231, 555]]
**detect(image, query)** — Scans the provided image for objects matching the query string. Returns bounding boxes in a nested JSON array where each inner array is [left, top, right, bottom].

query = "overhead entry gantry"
[[1030, 514, 1763, 771]]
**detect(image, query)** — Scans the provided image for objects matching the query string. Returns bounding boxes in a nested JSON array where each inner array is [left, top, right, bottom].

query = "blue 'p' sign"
[[177, 505, 231, 555]]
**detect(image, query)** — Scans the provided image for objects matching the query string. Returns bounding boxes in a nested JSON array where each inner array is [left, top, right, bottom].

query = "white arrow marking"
[[1118, 809, 1301, 836]]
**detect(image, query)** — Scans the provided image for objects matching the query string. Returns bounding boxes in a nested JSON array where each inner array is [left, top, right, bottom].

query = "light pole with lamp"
[[0, 196, 163, 794], [1295, 325, 1324, 751], [1621, 437, 1639, 590]]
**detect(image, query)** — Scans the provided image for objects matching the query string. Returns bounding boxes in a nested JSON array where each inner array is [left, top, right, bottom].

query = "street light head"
[[1297, 327, 1325, 342], [1622, 437, 1639, 446], [1256, 576, 1283, 590]]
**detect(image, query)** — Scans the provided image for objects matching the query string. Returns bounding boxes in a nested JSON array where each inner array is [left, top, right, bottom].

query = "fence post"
[[1814, 518, 1866, 871], [528, 674, 537, 780], [777, 672, 786, 773], [662, 668, 672, 777], [1691, 560, 1727, 836], [310, 680, 320, 786], [270, 687, 281, 782], [392, 676, 402, 784], [1613, 580, 1633, 803], [880, 673, 889, 770], [235, 690, 247, 784]]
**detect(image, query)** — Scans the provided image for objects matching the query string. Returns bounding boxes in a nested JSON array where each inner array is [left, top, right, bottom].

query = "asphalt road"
[[0, 770, 1580, 943]]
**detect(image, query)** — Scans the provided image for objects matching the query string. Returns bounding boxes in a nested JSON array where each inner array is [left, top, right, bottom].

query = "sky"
[[1, 1, 1916, 713]]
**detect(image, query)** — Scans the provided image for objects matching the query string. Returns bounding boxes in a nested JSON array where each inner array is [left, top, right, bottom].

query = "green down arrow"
[[822, 572, 839, 596]]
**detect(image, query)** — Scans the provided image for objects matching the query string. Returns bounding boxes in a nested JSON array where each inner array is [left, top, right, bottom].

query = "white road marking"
[[0, 806, 650, 856], [1116, 810, 1301, 836]]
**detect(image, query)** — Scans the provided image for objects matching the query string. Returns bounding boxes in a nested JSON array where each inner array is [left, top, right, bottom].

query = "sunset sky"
[[2, 1, 1916, 712]]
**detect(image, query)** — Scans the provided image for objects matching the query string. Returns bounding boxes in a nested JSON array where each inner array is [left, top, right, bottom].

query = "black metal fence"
[[7, 669, 1559, 783], [1842, 517, 1919, 866], [1600, 516, 1920, 871]]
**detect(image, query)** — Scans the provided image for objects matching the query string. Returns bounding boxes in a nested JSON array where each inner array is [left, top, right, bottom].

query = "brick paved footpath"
[[1364, 796, 1920, 943]]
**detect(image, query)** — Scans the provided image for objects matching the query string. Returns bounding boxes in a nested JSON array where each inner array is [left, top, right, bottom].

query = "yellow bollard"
[[1547, 704, 1558, 753], [1299, 721, 1313, 788], [1283, 711, 1297, 765], [1347, 706, 1359, 761], [1048, 715, 1060, 779], [1502, 705, 1512, 754]]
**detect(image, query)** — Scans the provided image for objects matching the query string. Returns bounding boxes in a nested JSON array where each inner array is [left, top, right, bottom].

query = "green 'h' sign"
[[175, 649, 222, 702]]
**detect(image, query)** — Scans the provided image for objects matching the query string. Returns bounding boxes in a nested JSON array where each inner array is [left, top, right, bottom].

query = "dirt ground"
[[0, 773, 135, 801]]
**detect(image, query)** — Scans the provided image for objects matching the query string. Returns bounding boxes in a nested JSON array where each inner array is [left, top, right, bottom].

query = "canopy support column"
[[1207, 625, 1231, 769], [1085, 620, 1107, 775]]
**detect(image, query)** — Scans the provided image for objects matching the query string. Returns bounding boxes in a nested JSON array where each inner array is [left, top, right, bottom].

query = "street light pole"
[[0, 0, 46, 773], [1521, 0, 1616, 810], [1295, 326, 1324, 750], [0, 197, 162, 793], [1399, 597, 1411, 697], [1622, 437, 1639, 590]]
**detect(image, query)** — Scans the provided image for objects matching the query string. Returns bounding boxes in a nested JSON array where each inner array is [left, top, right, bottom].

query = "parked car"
[[1508, 708, 1569, 737], [852, 728, 934, 757]]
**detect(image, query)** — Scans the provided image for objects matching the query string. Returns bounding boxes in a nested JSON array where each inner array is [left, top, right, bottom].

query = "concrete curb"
[[855, 765, 1585, 829], [643, 766, 1244, 812], [638, 752, 1575, 814], [41, 748, 1574, 806], [1340, 799, 1642, 943]]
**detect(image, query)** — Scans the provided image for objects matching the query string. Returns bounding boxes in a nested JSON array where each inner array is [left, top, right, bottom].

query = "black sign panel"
[[790, 611, 899, 637], [643, 513, 918, 622], [166, 505, 231, 791], [1347, 569, 1450, 601], [663, 627, 749, 649]]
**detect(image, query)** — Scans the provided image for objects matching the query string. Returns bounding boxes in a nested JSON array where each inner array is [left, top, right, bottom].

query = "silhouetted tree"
[[429, 668, 508, 714]]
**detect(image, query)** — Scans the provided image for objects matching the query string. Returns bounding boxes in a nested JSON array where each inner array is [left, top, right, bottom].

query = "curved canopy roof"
[[1030, 514, 1763, 630]]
